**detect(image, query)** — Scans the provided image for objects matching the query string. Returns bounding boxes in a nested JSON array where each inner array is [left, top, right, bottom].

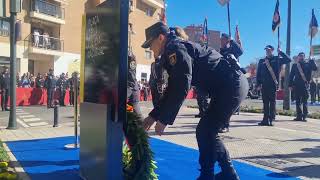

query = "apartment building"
[[184, 24, 221, 51], [0, 0, 85, 76], [129, 0, 164, 82]]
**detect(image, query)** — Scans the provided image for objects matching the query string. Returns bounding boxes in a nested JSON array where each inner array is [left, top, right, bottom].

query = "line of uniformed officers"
[[256, 46, 318, 126]]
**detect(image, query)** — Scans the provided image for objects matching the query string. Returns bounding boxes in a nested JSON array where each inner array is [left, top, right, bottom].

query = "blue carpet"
[[6, 136, 299, 180]]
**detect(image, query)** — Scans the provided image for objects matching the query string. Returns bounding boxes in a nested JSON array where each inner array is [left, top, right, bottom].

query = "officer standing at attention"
[[256, 45, 291, 126], [142, 22, 248, 180], [127, 54, 142, 116], [0, 67, 10, 111], [289, 52, 318, 121], [56, 73, 67, 106], [219, 33, 244, 133], [45, 69, 56, 108]]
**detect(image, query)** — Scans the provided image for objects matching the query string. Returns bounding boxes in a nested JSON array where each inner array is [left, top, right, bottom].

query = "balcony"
[[141, 0, 164, 9], [0, 17, 10, 37], [24, 34, 64, 56], [30, 0, 65, 25]]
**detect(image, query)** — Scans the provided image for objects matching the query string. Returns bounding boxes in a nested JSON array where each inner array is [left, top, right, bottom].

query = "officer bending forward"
[[142, 22, 249, 180]]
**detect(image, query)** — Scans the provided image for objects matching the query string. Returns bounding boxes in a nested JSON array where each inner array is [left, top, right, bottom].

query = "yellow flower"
[[0, 162, 8, 168]]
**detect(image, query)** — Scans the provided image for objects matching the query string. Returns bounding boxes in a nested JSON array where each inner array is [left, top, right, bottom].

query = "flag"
[[272, 0, 280, 32], [217, 0, 230, 6], [309, 9, 318, 38], [201, 18, 208, 45], [235, 25, 242, 48]]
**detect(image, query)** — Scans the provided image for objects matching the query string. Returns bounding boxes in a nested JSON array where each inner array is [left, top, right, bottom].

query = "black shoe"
[[5, 108, 10, 111], [258, 121, 269, 126], [302, 117, 307, 122], [293, 118, 303, 121]]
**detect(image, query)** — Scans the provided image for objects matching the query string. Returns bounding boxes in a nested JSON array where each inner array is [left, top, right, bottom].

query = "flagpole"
[[227, 2, 231, 37], [278, 27, 280, 49], [283, 0, 291, 110], [310, 32, 313, 58]]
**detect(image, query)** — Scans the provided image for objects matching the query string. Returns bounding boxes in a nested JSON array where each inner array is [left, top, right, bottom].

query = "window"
[[129, 0, 134, 12], [129, 23, 133, 33], [145, 50, 152, 60], [146, 8, 153, 17], [141, 73, 148, 83]]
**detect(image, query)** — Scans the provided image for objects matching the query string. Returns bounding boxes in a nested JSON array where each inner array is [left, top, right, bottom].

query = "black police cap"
[[142, 22, 169, 48], [298, 52, 305, 56], [264, 45, 274, 50]]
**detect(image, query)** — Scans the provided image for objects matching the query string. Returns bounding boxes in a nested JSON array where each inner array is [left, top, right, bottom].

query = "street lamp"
[[7, 0, 21, 129]]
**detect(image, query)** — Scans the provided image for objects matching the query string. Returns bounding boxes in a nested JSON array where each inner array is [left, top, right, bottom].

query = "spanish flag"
[[309, 9, 318, 38], [272, 0, 280, 32]]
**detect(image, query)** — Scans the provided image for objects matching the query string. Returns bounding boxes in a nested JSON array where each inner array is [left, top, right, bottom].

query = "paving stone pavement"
[[0, 101, 319, 180]]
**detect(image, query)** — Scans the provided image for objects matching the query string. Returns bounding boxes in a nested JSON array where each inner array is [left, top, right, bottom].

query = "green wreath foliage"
[[123, 109, 158, 180]]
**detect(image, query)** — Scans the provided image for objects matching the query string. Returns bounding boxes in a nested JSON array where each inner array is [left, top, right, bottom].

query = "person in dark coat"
[[256, 45, 291, 126], [142, 22, 248, 180], [289, 52, 318, 121], [0, 67, 10, 111]]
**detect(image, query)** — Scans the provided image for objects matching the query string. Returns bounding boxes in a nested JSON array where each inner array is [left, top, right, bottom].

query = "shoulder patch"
[[169, 53, 177, 66]]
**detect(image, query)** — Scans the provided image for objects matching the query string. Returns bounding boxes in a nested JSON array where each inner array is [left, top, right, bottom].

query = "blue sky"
[[166, 0, 320, 66]]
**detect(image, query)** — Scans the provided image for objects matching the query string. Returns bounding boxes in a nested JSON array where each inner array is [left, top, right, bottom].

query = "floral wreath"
[[123, 105, 158, 180]]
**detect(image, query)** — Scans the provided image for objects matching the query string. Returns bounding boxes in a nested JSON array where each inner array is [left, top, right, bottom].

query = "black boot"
[[258, 119, 269, 126], [269, 119, 274, 126]]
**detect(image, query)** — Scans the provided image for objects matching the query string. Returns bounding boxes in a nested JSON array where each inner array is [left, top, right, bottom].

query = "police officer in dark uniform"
[[57, 73, 67, 106], [68, 72, 79, 106], [149, 57, 167, 109], [256, 45, 291, 126], [127, 54, 142, 116], [142, 22, 248, 180], [289, 52, 318, 121], [0, 67, 10, 111], [219, 33, 244, 133], [45, 69, 56, 108]]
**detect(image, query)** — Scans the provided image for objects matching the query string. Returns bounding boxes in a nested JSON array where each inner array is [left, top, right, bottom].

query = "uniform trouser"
[[1, 89, 9, 110], [59, 89, 66, 106], [295, 89, 309, 119], [47, 88, 54, 107], [150, 86, 161, 109], [127, 88, 142, 117], [196, 73, 248, 179], [195, 87, 209, 116], [261, 87, 276, 122], [69, 91, 74, 106], [310, 91, 316, 104]]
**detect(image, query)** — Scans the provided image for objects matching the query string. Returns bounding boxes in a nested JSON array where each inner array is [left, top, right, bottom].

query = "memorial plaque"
[[80, 0, 128, 179]]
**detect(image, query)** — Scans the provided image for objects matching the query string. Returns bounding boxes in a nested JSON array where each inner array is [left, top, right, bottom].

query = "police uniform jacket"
[[57, 78, 67, 91], [0, 73, 10, 90], [149, 58, 166, 91], [45, 74, 56, 89], [149, 34, 223, 125], [256, 52, 291, 90], [289, 59, 318, 91], [220, 40, 243, 59]]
